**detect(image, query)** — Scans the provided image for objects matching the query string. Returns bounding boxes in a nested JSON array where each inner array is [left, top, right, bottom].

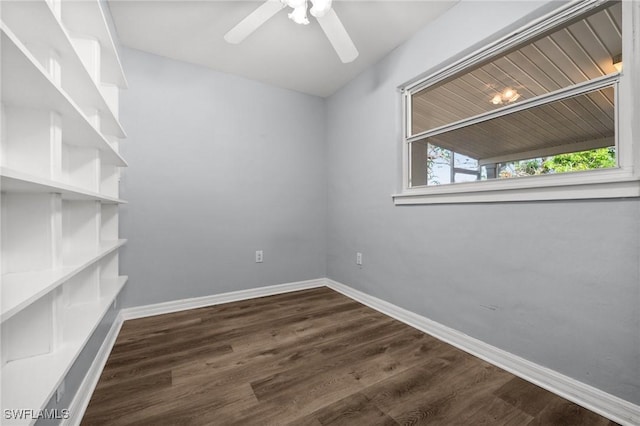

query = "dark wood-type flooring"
[[82, 287, 618, 425]]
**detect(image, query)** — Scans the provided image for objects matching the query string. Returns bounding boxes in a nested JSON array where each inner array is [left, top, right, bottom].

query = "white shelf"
[[1, 240, 127, 323], [0, 23, 127, 167], [0, 0, 126, 138], [61, 0, 127, 88], [1, 1, 127, 419], [1, 168, 126, 204], [0, 276, 128, 425]]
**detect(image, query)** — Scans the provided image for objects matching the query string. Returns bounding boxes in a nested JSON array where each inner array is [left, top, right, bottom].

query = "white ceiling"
[[107, 0, 458, 97]]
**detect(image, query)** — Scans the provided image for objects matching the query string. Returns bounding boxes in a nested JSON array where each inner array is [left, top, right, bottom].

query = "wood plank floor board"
[[493, 376, 559, 416], [110, 292, 357, 359], [360, 349, 496, 412], [402, 367, 520, 425], [100, 382, 260, 426], [248, 322, 411, 401], [112, 288, 342, 335], [363, 358, 511, 424], [98, 342, 233, 384], [86, 370, 173, 408], [224, 304, 383, 355], [526, 398, 617, 426], [82, 288, 619, 425], [456, 397, 535, 426], [296, 392, 400, 426], [117, 288, 337, 336], [103, 300, 368, 385], [170, 309, 399, 389]]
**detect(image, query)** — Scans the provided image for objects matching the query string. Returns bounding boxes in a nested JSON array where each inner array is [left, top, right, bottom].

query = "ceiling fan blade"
[[224, 0, 285, 44], [316, 8, 358, 63]]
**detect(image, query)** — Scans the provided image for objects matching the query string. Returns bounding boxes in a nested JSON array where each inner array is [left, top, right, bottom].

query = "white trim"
[[407, 74, 619, 143], [394, 167, 640, 204], [393, 178, 640, 204], [402, 90, 411, 190], [63, 311, 125, 426], [120, 278, 326, 321], [325, 278, 640, 426]]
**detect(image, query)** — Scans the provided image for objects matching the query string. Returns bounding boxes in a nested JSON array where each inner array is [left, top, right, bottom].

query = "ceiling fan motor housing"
[[226, 0, 357, 63]]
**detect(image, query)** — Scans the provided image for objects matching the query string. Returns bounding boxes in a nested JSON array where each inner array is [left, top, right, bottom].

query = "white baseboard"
[[325, 278, 640, 426], [63, 311, 125, 426], [120, 278, 326, 321], [67, 277, 639, 426]]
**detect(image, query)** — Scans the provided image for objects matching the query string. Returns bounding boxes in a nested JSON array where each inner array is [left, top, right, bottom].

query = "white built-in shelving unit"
[[1, 0, 128, 422]]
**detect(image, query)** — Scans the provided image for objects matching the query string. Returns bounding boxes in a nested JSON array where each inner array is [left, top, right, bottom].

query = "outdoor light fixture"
[[490, 87, 520, 105]]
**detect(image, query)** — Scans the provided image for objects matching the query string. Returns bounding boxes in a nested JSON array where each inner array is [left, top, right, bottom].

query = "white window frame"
[[393, 0, 640, 205]]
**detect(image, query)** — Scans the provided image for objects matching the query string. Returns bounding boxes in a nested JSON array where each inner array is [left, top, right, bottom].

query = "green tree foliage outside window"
[[500, 147, 616, 178]]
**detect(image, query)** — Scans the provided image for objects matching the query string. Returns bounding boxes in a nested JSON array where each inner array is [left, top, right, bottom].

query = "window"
[[395, 0, 640, 204]]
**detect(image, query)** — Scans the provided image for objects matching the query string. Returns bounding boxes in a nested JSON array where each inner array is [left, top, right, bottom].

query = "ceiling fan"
[[224, 0, 359, 63]]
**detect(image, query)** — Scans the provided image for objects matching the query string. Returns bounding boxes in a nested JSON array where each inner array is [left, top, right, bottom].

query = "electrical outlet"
[[56, 380, 65, 404], [255, 250, 263, 263], [112, 297, 117, 310], [356, 252, 362, 266]]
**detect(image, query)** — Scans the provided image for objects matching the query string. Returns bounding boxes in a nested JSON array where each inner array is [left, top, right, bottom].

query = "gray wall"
[[325, 0, 640, 404], [117, 47, 327, 308]]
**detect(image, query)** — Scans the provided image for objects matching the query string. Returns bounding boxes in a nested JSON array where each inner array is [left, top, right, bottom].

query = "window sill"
[[393, 169, 640, 205]]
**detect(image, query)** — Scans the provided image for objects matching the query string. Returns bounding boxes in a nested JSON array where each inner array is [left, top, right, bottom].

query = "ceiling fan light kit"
[[288, 4, 310, 25], [225, 0, 358, 63], [310, 0, 332, 18]]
